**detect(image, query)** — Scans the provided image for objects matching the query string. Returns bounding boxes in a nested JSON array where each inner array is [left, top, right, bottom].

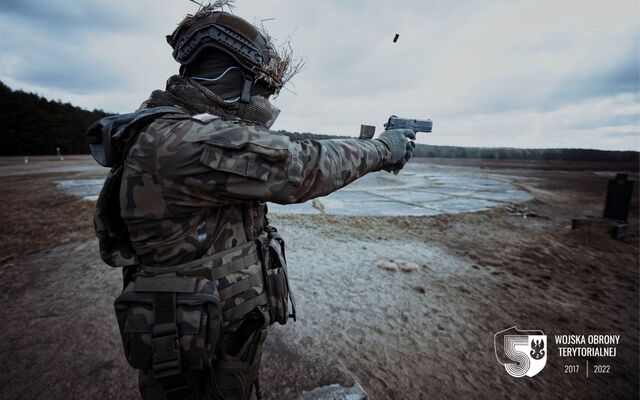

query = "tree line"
[[0, 81, 109, 155], [277, 130, 639, 163], [0, 81, 637, 163], [411, 144, 639, 162]]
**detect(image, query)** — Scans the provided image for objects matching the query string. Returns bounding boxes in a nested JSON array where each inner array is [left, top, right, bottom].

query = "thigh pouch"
[[114, 274, 222, 378]]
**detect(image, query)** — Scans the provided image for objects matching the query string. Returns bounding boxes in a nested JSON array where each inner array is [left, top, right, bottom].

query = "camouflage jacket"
[[117, 112, 392, 266]]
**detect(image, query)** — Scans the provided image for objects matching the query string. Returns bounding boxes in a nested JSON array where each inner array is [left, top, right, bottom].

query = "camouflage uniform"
[[87, 5, 409, 399], [119, 113, 390, 267], [90, 101, 394, 399]]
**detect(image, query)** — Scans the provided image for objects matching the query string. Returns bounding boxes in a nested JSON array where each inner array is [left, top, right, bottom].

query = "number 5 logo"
[[495, 326, 547, 377]]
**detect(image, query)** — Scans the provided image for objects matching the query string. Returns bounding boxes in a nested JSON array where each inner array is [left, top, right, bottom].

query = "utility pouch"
[[263, 226, 296, 325], [114, 274, 222, 377]]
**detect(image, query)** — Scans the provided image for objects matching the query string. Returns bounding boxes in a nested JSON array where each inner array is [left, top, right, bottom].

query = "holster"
[[209, 308, 270, 400]]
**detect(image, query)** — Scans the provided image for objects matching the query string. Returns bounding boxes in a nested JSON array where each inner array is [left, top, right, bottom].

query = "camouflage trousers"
[[138, 308, 269, 400]]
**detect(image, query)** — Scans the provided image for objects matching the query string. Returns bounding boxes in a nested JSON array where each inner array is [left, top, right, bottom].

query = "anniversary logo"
[[496, 327, 623, 379], [494, 326, 547, 378]]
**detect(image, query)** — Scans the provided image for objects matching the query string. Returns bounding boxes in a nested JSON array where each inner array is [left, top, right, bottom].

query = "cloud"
[[0, 0, 638, 150], [598, 40, 640, 96], [549, 41, 640, 108], [0, 35, 124, 93], [0, 1, 139, 94], [424, 93, 639, 150], [2, 0, 136, 32], [606, 131, 640, 139]]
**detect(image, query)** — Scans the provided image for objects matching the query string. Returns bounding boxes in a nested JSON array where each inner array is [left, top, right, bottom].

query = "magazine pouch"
[[263, 226, 296, 325]]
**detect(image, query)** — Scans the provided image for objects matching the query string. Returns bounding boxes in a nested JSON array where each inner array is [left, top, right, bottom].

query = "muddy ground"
[[0, 156, 638, 399]]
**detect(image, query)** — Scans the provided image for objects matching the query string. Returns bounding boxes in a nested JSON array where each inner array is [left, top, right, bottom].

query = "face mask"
[[243, 94, 281, 129], [191, 67, 244, 103], [188, 72, 281, 129]]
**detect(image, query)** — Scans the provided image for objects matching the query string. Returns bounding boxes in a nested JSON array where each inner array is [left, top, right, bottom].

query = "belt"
[[139, 240, 259, 277], [138, 239, 268, 322]]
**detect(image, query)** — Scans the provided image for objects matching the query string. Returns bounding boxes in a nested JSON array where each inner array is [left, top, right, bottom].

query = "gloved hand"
[[376, 129, 416, 173]]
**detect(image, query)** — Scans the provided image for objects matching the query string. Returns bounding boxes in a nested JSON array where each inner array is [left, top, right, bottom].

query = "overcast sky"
[[1, 0, 638, 150]]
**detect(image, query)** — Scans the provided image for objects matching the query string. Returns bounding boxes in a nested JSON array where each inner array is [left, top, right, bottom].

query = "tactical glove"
[[376, 129, 416, 173]]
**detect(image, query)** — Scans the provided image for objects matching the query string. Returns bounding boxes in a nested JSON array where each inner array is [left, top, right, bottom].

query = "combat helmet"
[[167, 4, 290, 104]]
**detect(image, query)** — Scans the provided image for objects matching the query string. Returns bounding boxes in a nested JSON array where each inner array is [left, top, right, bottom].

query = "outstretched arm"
[[148, 118, 395, 206]]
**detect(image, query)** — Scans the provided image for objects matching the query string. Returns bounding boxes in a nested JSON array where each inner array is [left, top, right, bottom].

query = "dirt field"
[[0, 156, 638, 399]]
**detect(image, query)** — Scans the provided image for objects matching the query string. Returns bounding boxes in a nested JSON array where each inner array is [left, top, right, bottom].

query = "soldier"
[[87, 4, 415, 400]]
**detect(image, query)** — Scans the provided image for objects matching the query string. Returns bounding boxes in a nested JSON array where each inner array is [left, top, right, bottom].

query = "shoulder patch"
[[192, 113, 220, 124]]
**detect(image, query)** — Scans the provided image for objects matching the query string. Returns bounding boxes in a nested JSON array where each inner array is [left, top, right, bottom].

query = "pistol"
[[359, 115, 433, 139], [384, 115, 433, 133]]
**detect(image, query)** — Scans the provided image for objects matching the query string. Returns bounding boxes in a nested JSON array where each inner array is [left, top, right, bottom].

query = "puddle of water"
[[55, 179, 104, 200], [55, 164, 531, 216]]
